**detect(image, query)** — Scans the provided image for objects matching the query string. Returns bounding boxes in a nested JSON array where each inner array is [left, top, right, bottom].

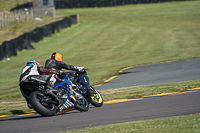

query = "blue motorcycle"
[[21, 73, 89, 117], [55, 73, 89, 114], [67, 69, 103, 107]]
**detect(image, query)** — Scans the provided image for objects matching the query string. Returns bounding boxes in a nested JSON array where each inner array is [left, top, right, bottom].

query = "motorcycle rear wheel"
[[29, 91, 57, 117]]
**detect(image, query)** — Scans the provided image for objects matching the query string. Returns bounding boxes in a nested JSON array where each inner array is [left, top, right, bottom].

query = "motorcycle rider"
[[19, 60, 61, 109], [45, 52, 84, 72], [45, 52, 84, 84]]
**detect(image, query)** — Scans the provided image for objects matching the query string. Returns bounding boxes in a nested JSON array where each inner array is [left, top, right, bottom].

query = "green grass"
[[0, 1, 200, 100], [0, 0, 200, 112], [0, 15, 63, 44], [100, 80, 200, 101], [0, 0, 32, 12], [56, 113, 200, 133], [0, 0, 64, 44]]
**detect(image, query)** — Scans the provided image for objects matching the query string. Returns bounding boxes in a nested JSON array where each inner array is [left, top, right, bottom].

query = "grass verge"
[[56, 113, 200, 133], [0, 1, 200, 100], [0, 0, 32, 12]]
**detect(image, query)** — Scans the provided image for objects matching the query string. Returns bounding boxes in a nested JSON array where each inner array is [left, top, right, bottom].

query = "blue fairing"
[[55, 75, 72, 88], [54, 74, 73, 99], [80, 72, 90, 90], [54, 74, 76, 113]]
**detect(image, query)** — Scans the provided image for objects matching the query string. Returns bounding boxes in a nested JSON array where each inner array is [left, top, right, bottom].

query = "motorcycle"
[[19, 73, 89, 117], [67, 69, 103, 107]]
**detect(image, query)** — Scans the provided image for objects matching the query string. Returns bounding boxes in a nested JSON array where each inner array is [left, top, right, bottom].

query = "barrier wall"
[[9, 0, 185, 11], [0, 15, 77, 61], [53, 0, 184, 9]]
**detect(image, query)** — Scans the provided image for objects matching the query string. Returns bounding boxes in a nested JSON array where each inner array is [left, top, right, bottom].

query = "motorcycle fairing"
[[80, 72, 90, 90]]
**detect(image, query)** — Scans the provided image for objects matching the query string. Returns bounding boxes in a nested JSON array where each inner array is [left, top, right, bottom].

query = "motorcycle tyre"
[[75, 95, 89, 112], [89, 86, 103, 107], [29, 91, 57, 117]]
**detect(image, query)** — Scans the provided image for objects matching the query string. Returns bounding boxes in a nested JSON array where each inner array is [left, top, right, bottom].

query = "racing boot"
[[27, 103, 33, 109]]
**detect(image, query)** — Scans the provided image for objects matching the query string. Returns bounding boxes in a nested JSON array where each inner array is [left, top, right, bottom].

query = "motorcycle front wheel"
[[74, 93, 89, 112], [29, 91, 57, 117], [90, 86, 103, 107]]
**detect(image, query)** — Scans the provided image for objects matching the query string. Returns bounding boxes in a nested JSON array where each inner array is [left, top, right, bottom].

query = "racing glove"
[[75, 66, 85, 72], [49, 68, 60, 75], [40, 67, 59, 75]]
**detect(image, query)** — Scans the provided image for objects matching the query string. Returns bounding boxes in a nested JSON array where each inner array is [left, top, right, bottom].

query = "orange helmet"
[[51, 52, 63, 62]]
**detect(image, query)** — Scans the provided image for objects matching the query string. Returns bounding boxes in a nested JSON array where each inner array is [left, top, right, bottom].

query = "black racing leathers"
[[45, 59, 77, 71]]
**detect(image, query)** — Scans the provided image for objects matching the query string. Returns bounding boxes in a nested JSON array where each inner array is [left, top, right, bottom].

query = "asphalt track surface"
[[1, 58, 200, 133], [96, 58, 200, 90]]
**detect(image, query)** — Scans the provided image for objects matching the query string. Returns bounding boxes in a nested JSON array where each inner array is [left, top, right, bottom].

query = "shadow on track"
[[0, 110, 82, 121]]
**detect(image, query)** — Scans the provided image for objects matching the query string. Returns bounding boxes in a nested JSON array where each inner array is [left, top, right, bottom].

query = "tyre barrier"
[[0, 15, 77, 61]]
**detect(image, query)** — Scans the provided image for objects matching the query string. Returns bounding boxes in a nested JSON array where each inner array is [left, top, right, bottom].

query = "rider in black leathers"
[[45, 52, 85, 83], [45, 52, 84, 71]]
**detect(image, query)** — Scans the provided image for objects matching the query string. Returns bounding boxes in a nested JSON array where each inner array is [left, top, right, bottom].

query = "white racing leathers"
[[20, 65, 51, 84]]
